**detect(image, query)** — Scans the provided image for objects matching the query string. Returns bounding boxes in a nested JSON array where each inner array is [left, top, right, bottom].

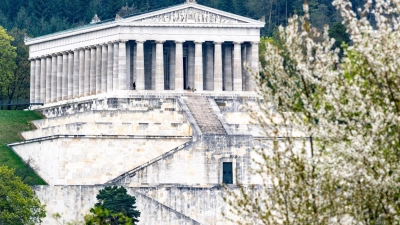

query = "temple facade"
[[26, 0, 263, 104], [14, 1, 269, 224]]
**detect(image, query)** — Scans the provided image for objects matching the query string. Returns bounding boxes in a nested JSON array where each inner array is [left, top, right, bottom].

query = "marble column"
[[241, 45, 247, 91], [62, 52, 68, 99], [57, 53, 63, 101], [96, 45, 102, 94], [151, 43, 156, 89], [113, 42, 119, 91], [233, 42, 242, 91], [67, 51, 74, 99], [118, 40, 127, 90], [155, 40, 165, 90], [174, 41, 184, 91], [169, 42, 176, 90], [90, 46, 96, 95], [213, 42, 223, 91], [250, 42, 259, 91], [194, 41, 203, 91], [79, 48, 85, 97], [45, 56, 52, 103], [34, 58, 40, 103], [51, 54, 57, 102], [40, 56, 46, 103], [223, 44, 233, 91], [84, 47, 90, 96], [135, 40, 145, 90], [101, 44, 108, 93], [188, 42, 195, 88], [205, 42, 214, 90], [73, 49, 79, 98], [29, 59, 35, 103], [107, 43, 113, 92]]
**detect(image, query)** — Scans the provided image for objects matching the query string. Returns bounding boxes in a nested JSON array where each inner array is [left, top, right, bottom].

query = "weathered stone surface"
[[33, 185, 258, 225], [11, 137, 189, 185], [9, 93, 278, 224], [184, 96, 226, 135]]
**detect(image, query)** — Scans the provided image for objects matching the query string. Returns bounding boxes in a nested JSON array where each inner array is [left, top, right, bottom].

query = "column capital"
[[174, 40, 185, 44], [155, 40, 165, 44], [194, 41, 203, 44], [56, 52, 63, 56], [233, 41, 243, 45], [67, 50, 74, 54], [250, 41, 260, 45], [61, 51, 69, 55], [29, 57, 35, 61], [119, 39, 128, 43], [89, 45, 97, 49], [135, 40, 145, 44], [40, 55, 47, 59], [213, 41, 223, 45], [46, 54, 52, 58]]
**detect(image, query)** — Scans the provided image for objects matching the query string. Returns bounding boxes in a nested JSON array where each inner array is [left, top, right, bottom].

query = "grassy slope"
[[0, 110, 46, 185]]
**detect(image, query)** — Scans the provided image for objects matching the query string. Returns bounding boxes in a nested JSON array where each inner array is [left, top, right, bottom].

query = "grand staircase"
[[183, 96, 226, 135]]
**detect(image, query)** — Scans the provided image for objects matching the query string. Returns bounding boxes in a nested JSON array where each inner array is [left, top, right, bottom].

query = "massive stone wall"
[[22, 109, 191, 139], [34, 185, 261, 225], [129, 135, 254, 186], [10, 94, 283, 224], [12, 137, 190, 185]]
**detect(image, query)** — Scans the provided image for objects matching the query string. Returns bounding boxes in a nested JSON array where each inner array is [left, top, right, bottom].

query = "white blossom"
[[226, 0, 400, 224]]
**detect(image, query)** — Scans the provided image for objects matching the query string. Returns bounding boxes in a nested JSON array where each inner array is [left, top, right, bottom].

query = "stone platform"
[[10, 92, 269, 224]]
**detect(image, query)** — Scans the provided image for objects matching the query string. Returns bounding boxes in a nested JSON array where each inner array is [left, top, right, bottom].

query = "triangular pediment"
[[121, 3, 264, 27]]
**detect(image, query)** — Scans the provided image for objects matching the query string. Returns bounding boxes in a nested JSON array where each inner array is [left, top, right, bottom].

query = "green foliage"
[[84, 206, 133, 225], [0, 110, 46, 185], [0, 166, 46, 225], [0, 26, 17, 105], [328, 22, 350, 55], [92, 186, 140, 224]]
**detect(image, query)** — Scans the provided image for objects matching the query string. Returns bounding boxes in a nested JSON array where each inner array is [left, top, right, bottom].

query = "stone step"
[[184, 96, 226, 135]]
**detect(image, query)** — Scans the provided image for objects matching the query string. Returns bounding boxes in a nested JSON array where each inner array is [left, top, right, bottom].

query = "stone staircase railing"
[[106, 140, 196, 184], [183, 96, 226, 135]]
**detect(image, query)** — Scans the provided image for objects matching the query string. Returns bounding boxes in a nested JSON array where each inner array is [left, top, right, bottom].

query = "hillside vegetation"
[[0, 110, 46, 185]]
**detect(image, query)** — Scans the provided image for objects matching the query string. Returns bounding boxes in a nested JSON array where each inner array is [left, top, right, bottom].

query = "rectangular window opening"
[[222, 162, 233, 184]]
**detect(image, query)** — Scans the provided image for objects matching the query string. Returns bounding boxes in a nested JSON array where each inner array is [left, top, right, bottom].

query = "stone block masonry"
[[8, 93, 273, 224]]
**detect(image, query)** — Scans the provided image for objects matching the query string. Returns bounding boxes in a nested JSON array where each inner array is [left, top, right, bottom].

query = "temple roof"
[[26, 1, 264, 45]]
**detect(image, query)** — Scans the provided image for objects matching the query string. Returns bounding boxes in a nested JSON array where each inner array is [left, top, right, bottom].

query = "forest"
[[0, 0, 360, 107]]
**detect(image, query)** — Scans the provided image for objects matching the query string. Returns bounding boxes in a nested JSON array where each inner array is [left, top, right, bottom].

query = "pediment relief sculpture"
[[139, 8, 247, 24]]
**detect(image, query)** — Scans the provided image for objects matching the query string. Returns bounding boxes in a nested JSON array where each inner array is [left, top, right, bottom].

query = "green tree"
[[0, 166, 46, 225], [93, 186, 140, 224], [5, 28, 31, 109], [0, 25, 17, 106], [84, 206, 133, 225], [329, 22, 350, 52]]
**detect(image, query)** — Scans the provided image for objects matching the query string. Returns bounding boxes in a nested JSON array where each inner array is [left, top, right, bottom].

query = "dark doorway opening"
[[222, 162, 233, 184], [183, 56, 188, 90]]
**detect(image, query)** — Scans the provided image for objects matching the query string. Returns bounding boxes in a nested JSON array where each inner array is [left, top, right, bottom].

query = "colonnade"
[[30, 40, 259, 104]]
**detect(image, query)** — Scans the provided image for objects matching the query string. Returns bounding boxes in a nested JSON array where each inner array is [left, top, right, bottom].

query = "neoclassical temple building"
[[16, 1, 269, 224], [27, 0, 263, 104]]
